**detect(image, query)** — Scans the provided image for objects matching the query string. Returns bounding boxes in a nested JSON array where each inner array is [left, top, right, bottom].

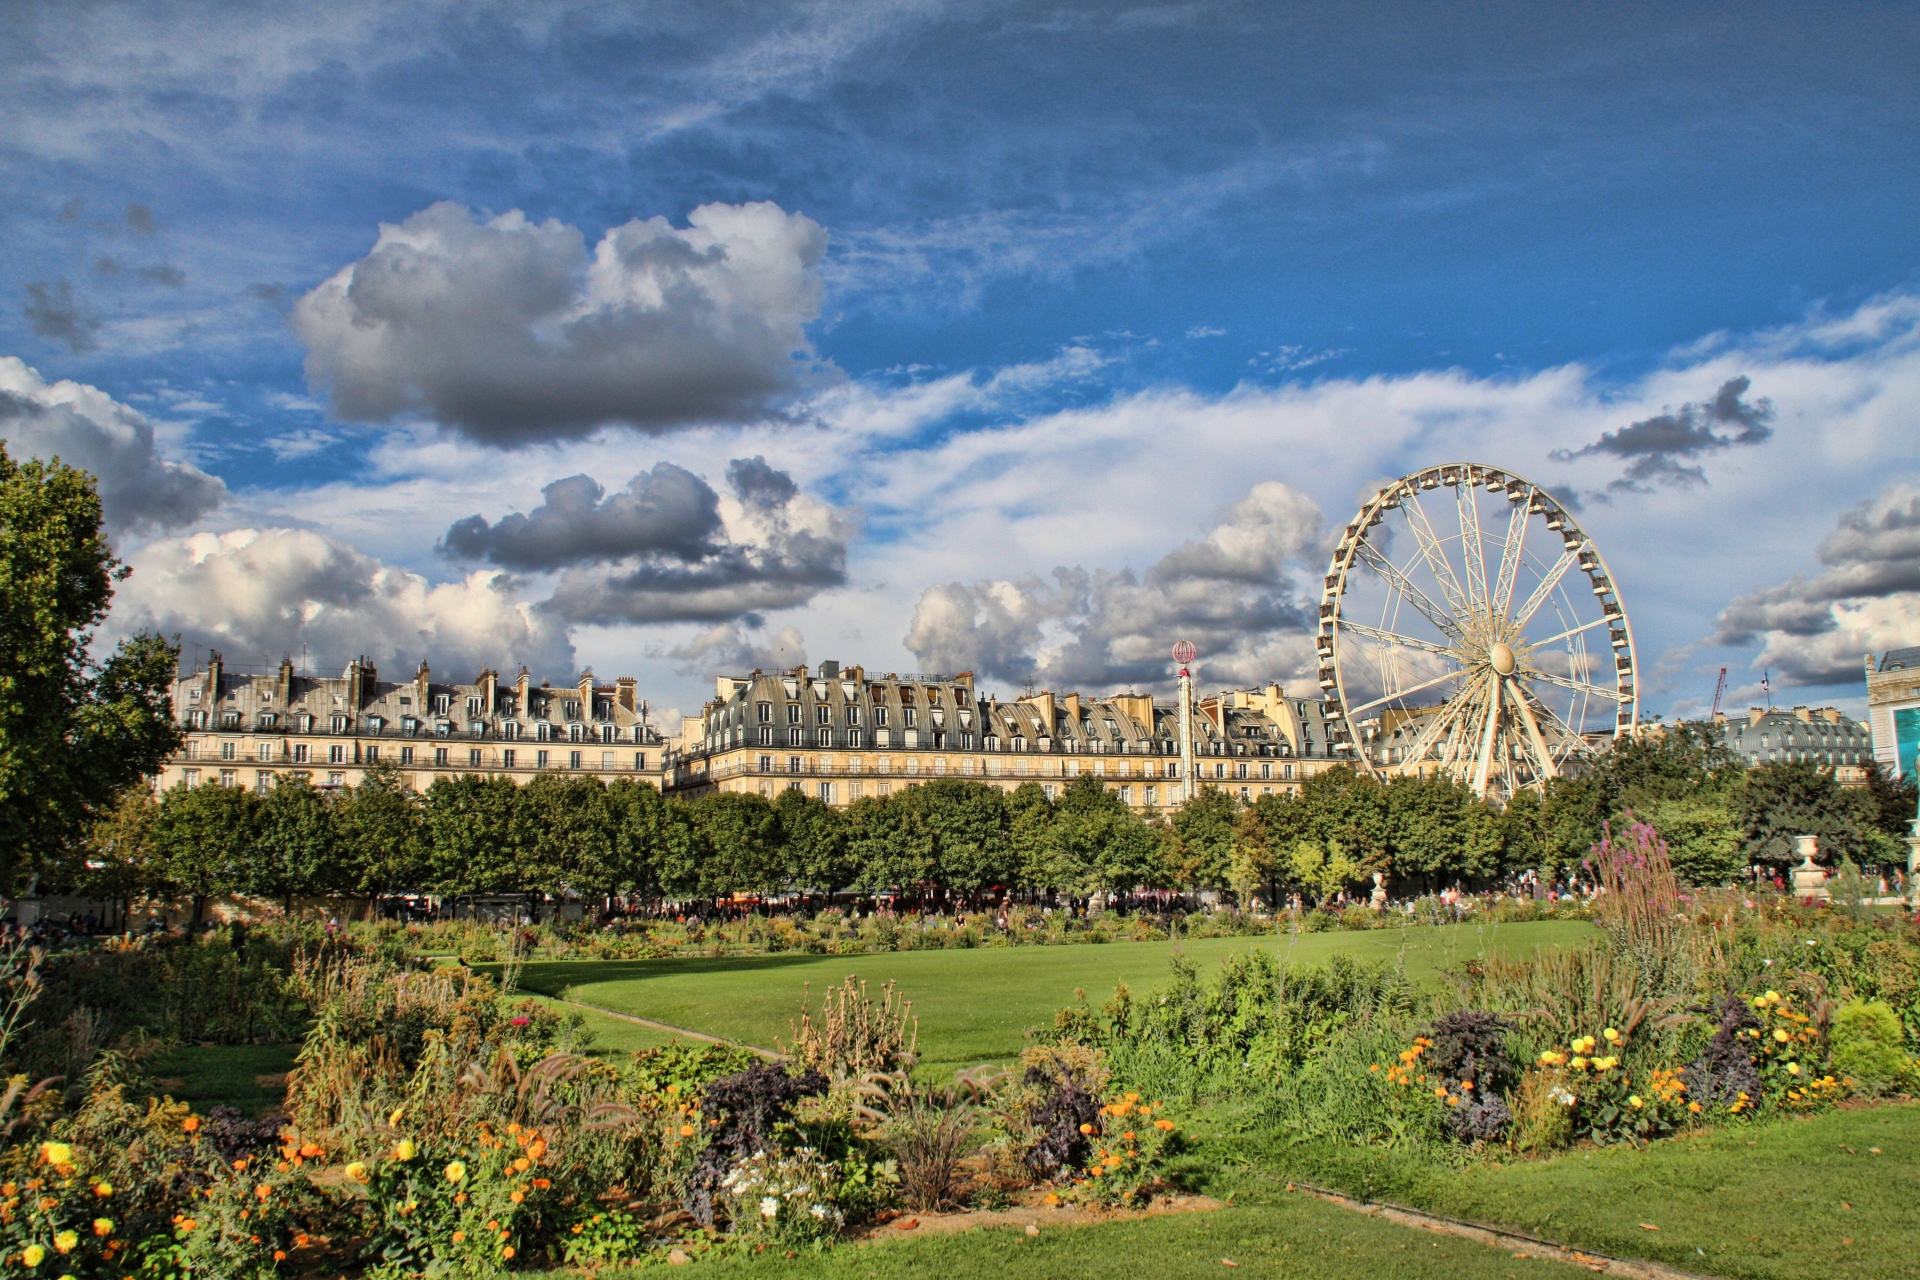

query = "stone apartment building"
[[159, 652, 668, 793], [663, 661, 1350, 811], [1711, 704, 1874, 784]]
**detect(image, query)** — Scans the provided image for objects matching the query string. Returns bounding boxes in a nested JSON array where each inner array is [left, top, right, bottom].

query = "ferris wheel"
[[1317, 463, 1638, 798]]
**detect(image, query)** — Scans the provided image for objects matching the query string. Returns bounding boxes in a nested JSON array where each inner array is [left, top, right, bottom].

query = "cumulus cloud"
[[23, 280, 99, 352], [536, 456, 854, 625], [663, 620, 808, 676], [0, 356, 225, 533], [1552, 375, 1773, 491], [112, 527, 573, 677], [293, 200, 830, 445], [443, 462, 722, 570], [903, 480, 1324, 690], [1713, 482, 1920, 685]]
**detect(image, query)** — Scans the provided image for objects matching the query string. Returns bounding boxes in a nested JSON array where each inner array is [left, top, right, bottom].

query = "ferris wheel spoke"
[[1402, 492, 1474, 617], [1509, 683, 1561, 783], [1344, 666, 1468, 717], [1491, 499, 1530, 618], [1401, 686, 1473, 766], [1509, 548, 1581, 632], [1456, 482, 1489, 611], [1470, 676, 1506, 795], [1352, 541, 1464, 640], [1519, 615, 1611, 651], [1336, 619, 1461, 661], [1526, 669, 1632, 703]]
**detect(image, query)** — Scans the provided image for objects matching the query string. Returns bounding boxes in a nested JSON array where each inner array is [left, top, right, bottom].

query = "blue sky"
[[2, 1, 1917, 725]]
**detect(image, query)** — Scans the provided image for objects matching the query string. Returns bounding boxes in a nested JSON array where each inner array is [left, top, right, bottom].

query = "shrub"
[[1422, 1011, 1515, 1141], [1830, 999, 1908, 1096], [780, 978, 918, 1084], [860, 1069, 988, 1212], [684, 1063, 827, 1228]]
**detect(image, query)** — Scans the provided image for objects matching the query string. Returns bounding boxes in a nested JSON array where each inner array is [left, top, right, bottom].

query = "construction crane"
[[1709, 666, 1728, 719]]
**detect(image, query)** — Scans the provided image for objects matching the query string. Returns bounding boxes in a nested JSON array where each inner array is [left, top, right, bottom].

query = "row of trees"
[[72, 721, 1920, 917]]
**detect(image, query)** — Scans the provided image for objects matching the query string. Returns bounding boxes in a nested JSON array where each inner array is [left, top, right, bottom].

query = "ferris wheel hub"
[[1488, 641, 1517, 675]]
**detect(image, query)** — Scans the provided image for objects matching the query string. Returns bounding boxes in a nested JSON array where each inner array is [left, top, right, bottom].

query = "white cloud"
[[661, 620, 808, 676], [0, 356, 225, 533], [113, 527, 573, 677], [293, 200, 831, 444]]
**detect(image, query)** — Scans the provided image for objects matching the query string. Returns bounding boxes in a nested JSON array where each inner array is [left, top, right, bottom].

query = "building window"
[[844, 728, 861, 748], [468, 748, 481, 767], [330, 745, 346, 764], [364, 744, 379, 763], [332, 714, 349, 733], [1145, 785, 1157, 806], [1236, 762, 1248, 779], [568, 723, 584, 743], [1042, 783, 1056, 800], [435, 747, 448, 766], [903, 708, 917, 728], [818, 782, 834, 803], [788, 726, 803, 747], [1214, 762, 1226, 778], [848, 781, 862, 801], [183, 768, 200, 786], [784, 703, 799, 724], [469, 720, 486, 738], [256, 742, 274, 762], [569, 750, 582, 769], [256, 771, 274, 794], [503, 749, 516, 768], [599, 751, 612, 770], [785, 755, 803, 773], [220, 769, 237, 787], [436, 721, 452, 737], [1239, 786, 1250, 800], [601, 724, 616, 744], [1261, 761, 1272, 779], [220, 740, 236, 760], [503, 721, 520, 741], [816, 704, 831, 724], [327, 771, 345, 787], [400, 746, 414, 765], [536, 749, 550, 769], [875, 706, 889, 727], [816, 728, 832, 748], [293, 744, 310, 764], [845, 705, 860, 726], [1119, 785, 1132, 805]]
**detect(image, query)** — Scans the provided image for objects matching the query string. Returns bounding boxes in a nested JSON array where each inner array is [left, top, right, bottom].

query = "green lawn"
[[147, 1043, 300, 1116], [611, 1195, 1590, 1280], [507, 920, 1590, 1075]]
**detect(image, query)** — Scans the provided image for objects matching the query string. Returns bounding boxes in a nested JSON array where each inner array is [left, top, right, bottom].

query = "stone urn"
[[1790, 834, 1829, 901], [1369, 871, 1388, 912]]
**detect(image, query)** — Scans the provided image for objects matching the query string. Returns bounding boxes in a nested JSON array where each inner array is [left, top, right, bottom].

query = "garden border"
[[1282, 1181, 1716, 1279]]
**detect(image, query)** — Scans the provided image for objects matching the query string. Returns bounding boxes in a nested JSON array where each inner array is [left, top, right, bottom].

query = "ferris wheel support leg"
[[1470, 677, 1503, 797], [1512, 686, 1560, 785]]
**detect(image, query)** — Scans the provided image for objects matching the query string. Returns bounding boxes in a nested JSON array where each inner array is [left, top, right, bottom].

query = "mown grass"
[[609, 1194, 1588, 1280], [147, 1043, 299, 1115], [508, 919, 1591, 1075], [1217, 1102, 1919, 1280]]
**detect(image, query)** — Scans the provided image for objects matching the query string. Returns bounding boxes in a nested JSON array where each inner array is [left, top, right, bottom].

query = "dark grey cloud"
[[95, 257, 121, 276], [441, 462, 722, 571], [1553, 376, 1772, 492], [1713, 482, 1920, 685], [137, 265, 185, 288], [447, 455, 853, 626], [57, 198, 83, 223], [23, 280, 98, 352], [0, 357, 225, 533], [663, 619, 808, 677], [905, 481, 1323, 690], [125, 203, 155, 234], [293, 200, 831, 446]]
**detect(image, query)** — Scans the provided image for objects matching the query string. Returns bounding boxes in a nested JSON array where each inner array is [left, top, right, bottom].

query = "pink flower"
[[510, 1017, 530, 1027]]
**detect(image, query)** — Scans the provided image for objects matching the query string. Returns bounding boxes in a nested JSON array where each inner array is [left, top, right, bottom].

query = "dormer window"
[[782, 678, 799, 698], [787, 703, 801, 724], [260, 691, 273, 703], [875, 706, 889, 727], [845, 705, 860, 726], [434, 694, 450, 716], [565, 699, 581, 720], [504, 721, 521, 741], [398, 696, 411, 707], [757, 701, 772, 723], [365, 716, 382, 733], [469, 720, 486, 738], [903, 708, 917, 728], [402, 717, 419, 736], [331, 714, 349, 733], [189, 689, 201, 703], [467, 697, 483, 716]]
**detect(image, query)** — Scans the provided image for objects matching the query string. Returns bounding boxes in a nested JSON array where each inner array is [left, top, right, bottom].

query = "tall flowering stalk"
[[1585, 814, 1680, 946]]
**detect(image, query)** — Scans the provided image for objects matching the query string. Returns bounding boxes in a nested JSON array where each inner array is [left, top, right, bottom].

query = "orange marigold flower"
[[510, 1191, 525, 1204], [513, 1157, 531, 1172], [532, 1178, 550, 1189], [182, 1117, 200, 1133], [294, 1234, 310, 1247], [1078, 1123, 1093, 1135], [507, 1123, 522, 1135], [256, 1185, 273, 1201], [274, 1250, 287, 1261], [452, 1231, 466, 1243], [502, 1246, 516, 1259]]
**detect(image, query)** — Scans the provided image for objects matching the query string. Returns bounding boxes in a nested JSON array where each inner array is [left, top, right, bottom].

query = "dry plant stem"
[[781, 976, 919, 1082]]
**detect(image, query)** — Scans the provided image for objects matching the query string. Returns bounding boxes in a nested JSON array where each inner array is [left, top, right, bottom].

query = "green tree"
[[1499, 786, 1548, 873], [253, 775, 341, 909], [1863, 760, 1918, 839], [605, 779, 689, 901], [1640, 798, 1743, 886], [1736, 760, 1879, 868], [154, 779, 262, 923], [687, 792, 785, 897], [1289, 839, 1360, 906], [774, 787, 852, 893], [1005, 782, 1057, 892], [1169, 786, 1237, 890], [1292, 766, 1390, 867], [334, 761, 426, 893], [915, 779, 1014, 898], [1227, 803, 1276, 906], [516, 773, 620, 898], [845, 791, 934, 894], [0, 444, 183, 891], [79, 784, 164, 926], [1383, 773, 1502, 887], [1047, 775, 1159, 895], [422, 773, 523, 894]]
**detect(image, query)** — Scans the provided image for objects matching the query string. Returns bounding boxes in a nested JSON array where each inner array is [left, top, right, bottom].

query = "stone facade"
[[1868, 647, 1920, 782], [159, 651, 668, 794], [1712, 704, 1874, 784], [664, 662, 1350, 810]]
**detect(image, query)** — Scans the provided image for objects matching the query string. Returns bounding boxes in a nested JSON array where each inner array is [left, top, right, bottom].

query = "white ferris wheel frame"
[[1316, 462, 1639, 797]]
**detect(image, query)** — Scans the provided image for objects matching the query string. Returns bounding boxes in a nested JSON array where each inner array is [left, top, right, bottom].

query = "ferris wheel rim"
[[1315, 461, 1639, 795]]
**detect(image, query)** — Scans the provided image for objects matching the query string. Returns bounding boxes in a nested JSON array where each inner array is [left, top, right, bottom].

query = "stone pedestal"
[[1791, 833, 1829, 901], [1906, 818, 1919, 907], [1369, 871, 1388, 912]]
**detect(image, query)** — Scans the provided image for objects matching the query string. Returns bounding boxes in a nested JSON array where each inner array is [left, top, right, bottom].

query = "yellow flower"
[[1628, 1096, 1643, 1109], [1571, 1056, 1589, 1069], [344, 1162, 369, 1184], [1763, 990, 1780, 1002], [21, 1243, 45, 1266], [38, 1143, 73, 1168], [92, 1182, 112, 1197], [1773, 1028, 1790, 1043], [389, 1107, 405, 1126], [1595, 1056, 1618, 1071], [393, 1138, 416, 1162], [1603, 1028, 1620, 1042], [444, 1161, 467, 1183], [53, 1230, 79, 1253], [1786, 1062, 1801, 1076]]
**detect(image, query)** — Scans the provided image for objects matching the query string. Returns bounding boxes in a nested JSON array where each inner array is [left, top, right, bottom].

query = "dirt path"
[[552, 995, 784, 1059], [1282, 1181, 1716, 1279]]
